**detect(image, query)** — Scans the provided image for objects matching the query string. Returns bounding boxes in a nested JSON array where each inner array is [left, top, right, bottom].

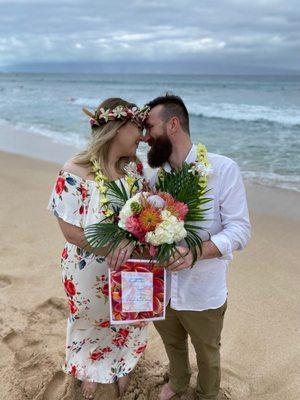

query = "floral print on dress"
[[47, 170, 148, 383]]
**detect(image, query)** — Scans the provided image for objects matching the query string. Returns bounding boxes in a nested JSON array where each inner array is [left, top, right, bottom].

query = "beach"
[[0, 126, 299, 400]]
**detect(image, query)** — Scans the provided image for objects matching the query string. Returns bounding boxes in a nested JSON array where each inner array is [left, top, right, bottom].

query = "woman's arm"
[[57, 218, 108, 256]]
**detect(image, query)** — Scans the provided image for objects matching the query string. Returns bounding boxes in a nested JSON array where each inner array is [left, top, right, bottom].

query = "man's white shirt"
[[148, 144, 251, 311]]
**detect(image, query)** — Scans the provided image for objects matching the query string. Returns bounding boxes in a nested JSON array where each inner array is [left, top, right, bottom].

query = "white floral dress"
[[47, 171, 148, 383]]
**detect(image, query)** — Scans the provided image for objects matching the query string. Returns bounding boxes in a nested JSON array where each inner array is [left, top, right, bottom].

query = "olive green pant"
[[154, 300, 227, 400]]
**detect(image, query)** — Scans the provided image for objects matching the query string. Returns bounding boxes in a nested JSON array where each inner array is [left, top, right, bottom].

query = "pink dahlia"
[[125, 215, 145, 240]]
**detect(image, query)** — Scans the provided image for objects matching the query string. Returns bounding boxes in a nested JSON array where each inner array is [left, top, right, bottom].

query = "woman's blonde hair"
[[74, 97, 140, 178]]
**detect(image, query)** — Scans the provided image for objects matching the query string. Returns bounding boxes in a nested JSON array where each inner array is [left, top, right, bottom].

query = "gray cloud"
[[0, 0, 299, 73]]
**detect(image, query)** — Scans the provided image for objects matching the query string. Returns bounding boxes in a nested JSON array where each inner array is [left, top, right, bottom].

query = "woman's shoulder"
[[61, 157, 93, 181]]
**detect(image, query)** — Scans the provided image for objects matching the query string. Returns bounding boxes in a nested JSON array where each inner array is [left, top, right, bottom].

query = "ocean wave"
[[1, 118, 299, 192], [71, 98, 300, 126], [27, 125, 87, 149], [188, 103, 300, 126], [0, 118, 87, 149], [242, 170, 300, 192]]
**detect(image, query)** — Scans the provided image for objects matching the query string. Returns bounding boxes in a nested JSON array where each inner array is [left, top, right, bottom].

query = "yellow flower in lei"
[[90, 157, 141, 217], [123, 161, 144, 195], [124, 175, 137, 193], [158, 143, 212, 193], [196, 143, 211, 189], [90, 156, 114, 218]]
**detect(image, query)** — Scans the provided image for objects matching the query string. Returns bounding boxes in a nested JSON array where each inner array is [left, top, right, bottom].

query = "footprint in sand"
[[35, 297, 68, 320], [3, 329, 43, 363], [122, 358, 168, 400], [41, 370, 70, 400], [121, 358, 232, 400], [0, 274, 12, 289]]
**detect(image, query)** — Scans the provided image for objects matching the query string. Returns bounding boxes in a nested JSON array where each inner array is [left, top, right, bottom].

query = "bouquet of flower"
[[84, 162, 212, 265]]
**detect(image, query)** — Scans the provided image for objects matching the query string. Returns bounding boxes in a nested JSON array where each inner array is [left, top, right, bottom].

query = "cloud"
[[0, 0, 299, 73]]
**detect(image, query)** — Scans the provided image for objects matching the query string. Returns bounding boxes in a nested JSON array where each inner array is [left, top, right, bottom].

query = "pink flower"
[[70, 365, 77, 376], [125, 215, 145, 240], [118, 328, 129, 338], [149, 245, 157, 257], [90, 351, 103, 361], [136, 344, 147, 354], [136, 163, 143, 174], [80, 184, 88, 201], [170, 201, 189, 220], [101, 283, 109, 297], [61, 247, 68, 260], [99, 320, 110, 328], [68, 299, 77, 314], [112, 337, 126, 347], [102, 346, 112, 353]]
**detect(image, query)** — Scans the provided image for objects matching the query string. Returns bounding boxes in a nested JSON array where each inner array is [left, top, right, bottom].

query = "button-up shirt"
[[149, 144, 251, 311]]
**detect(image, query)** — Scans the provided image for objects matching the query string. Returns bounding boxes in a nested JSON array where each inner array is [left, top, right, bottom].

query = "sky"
[[0, 0, 299, 74]]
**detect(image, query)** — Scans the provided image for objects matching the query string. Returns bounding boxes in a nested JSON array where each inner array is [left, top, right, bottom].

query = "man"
[[143, 94, 251, 400]]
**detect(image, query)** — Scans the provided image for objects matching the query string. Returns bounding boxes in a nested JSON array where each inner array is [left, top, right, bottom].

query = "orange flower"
[[166, 201, 188, 220], [138, 206, 162, 231]]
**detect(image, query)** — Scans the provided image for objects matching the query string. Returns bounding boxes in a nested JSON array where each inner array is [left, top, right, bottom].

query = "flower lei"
[[190, 143, 213, 189], [83, 105, 150, 128], [158, 143, 212, 193], [90, 157, 143, 217]]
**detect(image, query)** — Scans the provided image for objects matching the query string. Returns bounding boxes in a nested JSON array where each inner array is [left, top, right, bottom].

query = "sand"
[[0, 145, 299, 400]]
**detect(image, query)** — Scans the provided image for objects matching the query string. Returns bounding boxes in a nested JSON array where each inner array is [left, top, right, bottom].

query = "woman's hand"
[[106, 240, 136, 271]]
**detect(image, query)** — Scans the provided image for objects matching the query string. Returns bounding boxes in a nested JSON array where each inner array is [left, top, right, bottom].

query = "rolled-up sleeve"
[[210, 161, 251, 258]]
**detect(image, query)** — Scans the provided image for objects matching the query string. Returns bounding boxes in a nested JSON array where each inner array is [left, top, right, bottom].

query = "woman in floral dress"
[[47, 98, 148, 399]]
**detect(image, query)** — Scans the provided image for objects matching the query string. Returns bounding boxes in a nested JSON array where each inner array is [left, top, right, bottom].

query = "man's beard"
[[147, 133, 173, 168]]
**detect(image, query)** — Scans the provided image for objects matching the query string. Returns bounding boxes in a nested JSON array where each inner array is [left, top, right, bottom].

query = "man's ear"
[[169, 116, 180, 135]]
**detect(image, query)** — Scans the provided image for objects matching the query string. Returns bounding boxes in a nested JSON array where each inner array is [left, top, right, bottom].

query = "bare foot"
[[81, 380, 97, 399], [117, 374, 131, 398], [158, 383, 177, 400]]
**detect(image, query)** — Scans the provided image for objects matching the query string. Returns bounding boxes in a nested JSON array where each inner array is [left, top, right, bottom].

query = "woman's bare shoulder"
[[62, 157, 91, 180]]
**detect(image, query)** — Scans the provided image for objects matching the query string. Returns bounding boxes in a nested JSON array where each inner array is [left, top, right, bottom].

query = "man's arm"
[[167, 160, 251, 271]]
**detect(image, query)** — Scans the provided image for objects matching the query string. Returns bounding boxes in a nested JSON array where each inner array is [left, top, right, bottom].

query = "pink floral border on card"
[[109, 259, 166, 324]]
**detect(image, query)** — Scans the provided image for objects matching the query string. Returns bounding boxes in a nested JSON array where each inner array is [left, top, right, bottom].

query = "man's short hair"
[[147, 93, 190, 134]]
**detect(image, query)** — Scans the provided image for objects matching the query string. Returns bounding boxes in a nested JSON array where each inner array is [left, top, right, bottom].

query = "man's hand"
[[106, 240, 135, 271], [167, 241, 222, 272], [167, 246, 194, 271]]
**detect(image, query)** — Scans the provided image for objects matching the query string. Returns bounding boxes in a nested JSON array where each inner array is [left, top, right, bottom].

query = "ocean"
[[0, 73, 299, 191]]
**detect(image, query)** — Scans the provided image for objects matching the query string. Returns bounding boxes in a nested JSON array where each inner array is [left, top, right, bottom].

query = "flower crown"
[[82, 104, 150, 128]]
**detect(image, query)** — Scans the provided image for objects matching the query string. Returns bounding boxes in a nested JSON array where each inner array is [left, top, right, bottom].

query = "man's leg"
[[178, 301, 227, 400], [154, 304, 192, 394]]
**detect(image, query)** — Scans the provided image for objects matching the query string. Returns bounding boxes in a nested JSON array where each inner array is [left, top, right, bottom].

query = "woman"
[[47, 98, 148, 399]]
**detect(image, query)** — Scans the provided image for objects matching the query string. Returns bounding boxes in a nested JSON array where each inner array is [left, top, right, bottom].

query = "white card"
[[121, 271, 153, 312]]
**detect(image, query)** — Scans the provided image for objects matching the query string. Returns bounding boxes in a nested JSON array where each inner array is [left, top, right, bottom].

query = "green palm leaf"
[[84, 222, 125, 249]]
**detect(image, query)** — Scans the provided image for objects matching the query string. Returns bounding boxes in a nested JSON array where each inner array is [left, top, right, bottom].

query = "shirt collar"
[[163, 143, 197, 172]]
